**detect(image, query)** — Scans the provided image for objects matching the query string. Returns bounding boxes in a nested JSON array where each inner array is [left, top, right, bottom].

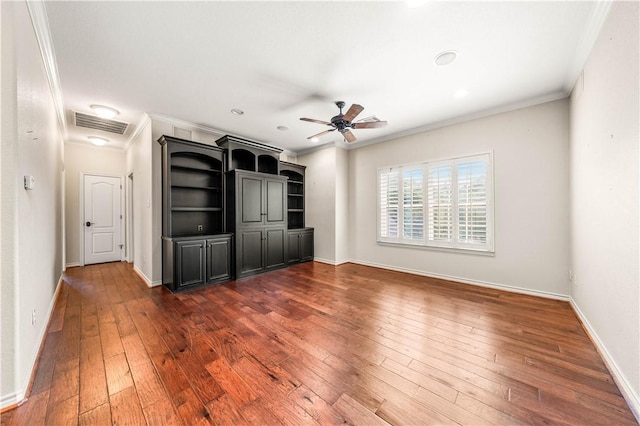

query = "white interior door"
[[84, 174, 122, 265]]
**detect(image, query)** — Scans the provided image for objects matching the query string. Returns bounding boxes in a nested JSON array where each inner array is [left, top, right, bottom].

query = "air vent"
[[74, 112, 129, 135]]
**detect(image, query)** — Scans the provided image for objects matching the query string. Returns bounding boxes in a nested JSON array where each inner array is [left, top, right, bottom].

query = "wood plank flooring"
[[2, 261, 637, 425]]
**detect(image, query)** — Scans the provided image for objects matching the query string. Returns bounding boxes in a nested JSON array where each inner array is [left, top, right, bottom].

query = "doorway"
[[82, 174, 123, 265]]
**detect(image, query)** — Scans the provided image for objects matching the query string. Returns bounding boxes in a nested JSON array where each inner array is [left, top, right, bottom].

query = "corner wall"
[[347, 99, 571, 297], [125, 117, 158, 285], [569, 1, 639, 412], [298, 146, 338, 263], [1, 0, 65, 408]]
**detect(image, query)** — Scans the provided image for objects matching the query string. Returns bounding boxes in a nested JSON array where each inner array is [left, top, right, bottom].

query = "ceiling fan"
[[300, 101, 387, 143]]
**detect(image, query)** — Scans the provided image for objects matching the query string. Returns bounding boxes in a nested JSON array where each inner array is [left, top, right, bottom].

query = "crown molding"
[[26, 1, 67, 139], [147, 112, 228, 136], [147, 113, 298, 158], [563, 0, 613, 92], [348, 90, 569, 152], [123, 113, 152, 151]]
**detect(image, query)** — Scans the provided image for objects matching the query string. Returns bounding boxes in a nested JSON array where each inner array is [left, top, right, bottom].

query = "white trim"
[[348, 91, 568, 152], [312, 257, 349, 266], [569, 298, 640, 422], [25, 1, 67, 139], [564, 0, 613, 92], [79, 173, 125, 266], [1, 276, 64, 411], [65, 262, 81, 269], [348, 258, 571, 301], [133, 265, 161, 288], [148, 112, 227, 137], [124, 113, 151, 151]]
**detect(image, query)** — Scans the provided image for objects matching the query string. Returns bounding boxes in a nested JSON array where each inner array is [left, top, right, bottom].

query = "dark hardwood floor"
[[1, 261, 637, 425]]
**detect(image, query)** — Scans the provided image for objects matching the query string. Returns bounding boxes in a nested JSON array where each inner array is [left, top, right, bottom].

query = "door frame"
[[79, 172, 125, 266]]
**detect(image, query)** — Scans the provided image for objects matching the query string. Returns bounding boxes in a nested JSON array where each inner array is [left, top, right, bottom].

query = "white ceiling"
[[42, 1, 607, 153]]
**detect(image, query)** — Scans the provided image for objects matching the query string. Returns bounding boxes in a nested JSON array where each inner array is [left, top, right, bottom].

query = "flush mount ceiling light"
[[434, 50, 458, 66], [230, 108, 244, 115], [310, 137, 320, 143], [88, 136, 109, 146], [90, 104, 119, 119], [277, 125, 288, 131]]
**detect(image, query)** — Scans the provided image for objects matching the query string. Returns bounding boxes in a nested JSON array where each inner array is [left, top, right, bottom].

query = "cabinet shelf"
[[288, 193, 303, 197], [171, 207, 223, 212], [171, 185, 222, 191], [287, 209, 304, 213], [171, 165, 222, 174]]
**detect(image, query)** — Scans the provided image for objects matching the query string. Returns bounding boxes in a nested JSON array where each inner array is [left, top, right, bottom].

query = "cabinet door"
[[265, 228, 286, 270], [300, 230, 314, 262], [175, 240, 205, 288], [237, 229, 264, 276], [287, 231, 301, 264], [239, 175, 263, 226], [206, 237, 232, 282], [265, 178, 286, 225]]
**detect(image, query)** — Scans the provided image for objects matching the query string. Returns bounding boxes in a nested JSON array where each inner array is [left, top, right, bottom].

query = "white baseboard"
[[65, 262, 81, 268], [132, 265, 161, 288], [312, 257, 349, 266], [1, 275, 64, 412], [348, 259, 570, 301], [570, 298, 640, 422]]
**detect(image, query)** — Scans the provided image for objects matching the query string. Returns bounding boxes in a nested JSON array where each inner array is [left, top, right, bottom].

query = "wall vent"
[[74, 112, 129, 135]]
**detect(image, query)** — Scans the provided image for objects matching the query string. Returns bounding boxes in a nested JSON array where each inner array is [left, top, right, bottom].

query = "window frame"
[[377, 152, 494, 254]]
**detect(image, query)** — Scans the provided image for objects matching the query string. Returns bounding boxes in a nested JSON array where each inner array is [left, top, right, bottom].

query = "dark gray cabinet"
[[288, 228, 314, 264], [237, 227, 287, 276], [280, 162, 314, 264], [159, 135, 233, 292], [162, 234, 233, 291], [236, 173, 286, 227], [227, 169, 288, 278]]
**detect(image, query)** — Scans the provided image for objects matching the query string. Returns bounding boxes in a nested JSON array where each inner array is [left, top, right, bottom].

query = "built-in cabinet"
[[226, 169, 288, 278], [159, 136, 232, 291], [288, 228, 314, 264], [159, 134, 313, 292], [280, 162, 314, 264]]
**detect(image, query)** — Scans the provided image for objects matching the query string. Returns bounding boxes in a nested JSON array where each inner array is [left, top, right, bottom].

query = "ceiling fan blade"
[[352, 120, 388, 129], [343, 104, 364, 122], [342, 130, 357, 143], [300, 117, 332, 126], [307, 129, 335, 140]]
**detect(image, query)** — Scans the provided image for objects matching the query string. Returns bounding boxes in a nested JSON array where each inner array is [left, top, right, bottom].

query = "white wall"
[[299, 146, 337, 263], [125, 117, 158, 285], [335, 147, 349, 264], [570, 1, 639, 410], [64, 142, 126, 266], [1, 0, 65, 408], [347, 99, 571, 296]]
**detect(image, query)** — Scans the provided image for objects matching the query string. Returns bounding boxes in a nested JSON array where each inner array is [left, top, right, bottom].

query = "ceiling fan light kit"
[[300, 101, 387, 143]]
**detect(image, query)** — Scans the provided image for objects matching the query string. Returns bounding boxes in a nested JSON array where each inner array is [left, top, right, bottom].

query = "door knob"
[[85, 221, 94, 227]]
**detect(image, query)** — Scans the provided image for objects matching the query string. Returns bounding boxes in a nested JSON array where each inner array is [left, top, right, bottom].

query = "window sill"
[[377, 240, 495, 257]]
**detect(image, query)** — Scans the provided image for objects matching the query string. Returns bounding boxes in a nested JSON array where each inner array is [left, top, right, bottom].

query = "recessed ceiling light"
[[277, 125, 288, 131], [88, 136, 109, 146], [90, 104, 119, 119], [434, 50, 458, 66], [230, 108, 244, 115], [310, 137, 320, 143], [454, 88, 469, 99]]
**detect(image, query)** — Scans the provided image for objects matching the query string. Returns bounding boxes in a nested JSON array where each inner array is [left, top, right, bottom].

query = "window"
[[378, 153, 493, 252]]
